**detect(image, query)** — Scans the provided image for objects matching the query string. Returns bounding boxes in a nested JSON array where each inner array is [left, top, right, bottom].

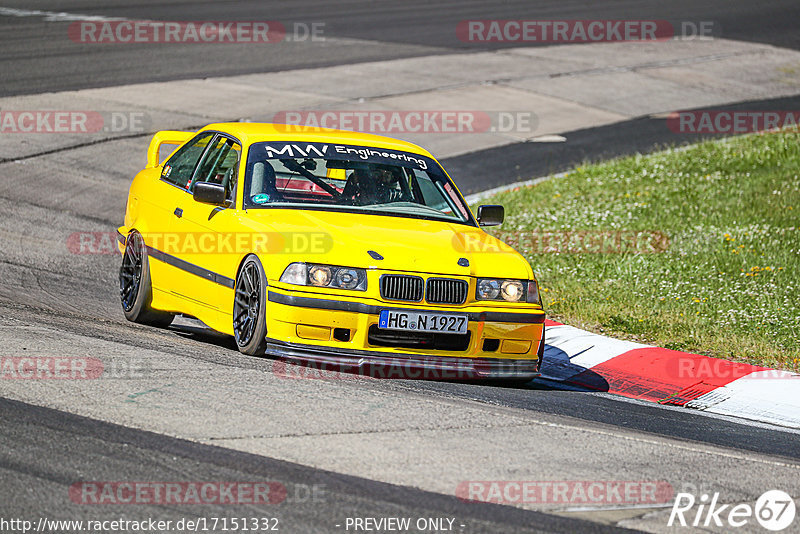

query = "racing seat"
[[343, 168, 405, 205], [342, 169, 377, 205]]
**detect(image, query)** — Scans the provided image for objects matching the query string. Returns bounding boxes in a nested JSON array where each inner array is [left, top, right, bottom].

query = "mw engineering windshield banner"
[[247, 142, 437, 172]]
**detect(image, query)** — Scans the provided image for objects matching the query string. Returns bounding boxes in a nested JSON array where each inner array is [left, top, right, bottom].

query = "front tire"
[[119, 231, 174, 327], [233, 255, 268, 355]]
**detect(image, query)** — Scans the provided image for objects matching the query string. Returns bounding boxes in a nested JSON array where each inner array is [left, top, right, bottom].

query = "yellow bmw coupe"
[[118, 123, 545, 379]]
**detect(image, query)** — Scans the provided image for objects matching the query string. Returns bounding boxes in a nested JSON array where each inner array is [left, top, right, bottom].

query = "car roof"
[[199, 123, 435, 158]]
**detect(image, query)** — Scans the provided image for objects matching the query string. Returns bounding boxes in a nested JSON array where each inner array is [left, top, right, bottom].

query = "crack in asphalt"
[[0, 130, 160, 165], [202, 420, 539, 442]]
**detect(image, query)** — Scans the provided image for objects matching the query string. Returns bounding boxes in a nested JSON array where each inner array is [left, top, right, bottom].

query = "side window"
[[413, 172, 468, 219], [161, 133, 214, 189], [191, 136, 241, 203], [415, 173, 448, 210]]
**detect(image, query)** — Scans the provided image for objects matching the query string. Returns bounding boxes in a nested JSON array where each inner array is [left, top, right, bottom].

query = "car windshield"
[[243, 142, 473, 224]]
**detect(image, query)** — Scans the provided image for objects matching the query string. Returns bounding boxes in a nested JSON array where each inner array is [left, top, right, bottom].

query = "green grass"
[[482, 130, 800, 370]]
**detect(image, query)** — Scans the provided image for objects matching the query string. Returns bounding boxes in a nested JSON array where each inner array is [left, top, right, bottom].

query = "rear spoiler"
[[146, 130, 194, 168]]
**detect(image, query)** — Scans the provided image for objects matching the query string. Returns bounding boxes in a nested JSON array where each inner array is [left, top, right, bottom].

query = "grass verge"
[[482, 130, 799, 370]]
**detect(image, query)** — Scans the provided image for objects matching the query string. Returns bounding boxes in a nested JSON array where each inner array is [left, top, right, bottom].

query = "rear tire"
[[119, 231, 174, 327], [233, 255, 268, 355]]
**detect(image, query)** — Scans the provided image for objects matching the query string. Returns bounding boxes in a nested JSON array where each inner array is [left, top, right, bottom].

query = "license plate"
[[378, 310, 468, 334]]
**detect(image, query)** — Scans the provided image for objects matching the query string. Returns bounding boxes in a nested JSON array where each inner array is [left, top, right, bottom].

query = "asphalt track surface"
[[1, 397, 626, 534], [0, 0, 799, 96], [1, 2, 800, 533], [445, 94, 800, 194]]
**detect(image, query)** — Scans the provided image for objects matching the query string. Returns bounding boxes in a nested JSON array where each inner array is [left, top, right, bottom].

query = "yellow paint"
[[119, 123, 545, 361]]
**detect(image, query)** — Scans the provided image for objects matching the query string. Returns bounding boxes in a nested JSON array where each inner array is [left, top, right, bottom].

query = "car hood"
[[238, 208, 533, 280]]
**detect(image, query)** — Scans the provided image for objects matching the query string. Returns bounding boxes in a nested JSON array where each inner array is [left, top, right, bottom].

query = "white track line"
[[0, 7, 128, 22]]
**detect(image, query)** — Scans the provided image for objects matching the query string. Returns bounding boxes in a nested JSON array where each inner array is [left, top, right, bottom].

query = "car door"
[[170, 134, 242, 323], [144, 132, 215, 294]]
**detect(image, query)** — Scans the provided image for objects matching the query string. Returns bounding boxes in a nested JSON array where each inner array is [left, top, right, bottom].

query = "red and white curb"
[[541, 320, 800, 429]]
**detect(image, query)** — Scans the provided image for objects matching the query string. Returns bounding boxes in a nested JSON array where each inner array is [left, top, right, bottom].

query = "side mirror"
[[193, 182, 227, 206], [476, 204, 504, 227]]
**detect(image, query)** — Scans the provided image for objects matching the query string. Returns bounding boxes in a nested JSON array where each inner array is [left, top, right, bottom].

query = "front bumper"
[[266, 338, 541, 380], [265, 286, 545, 379]]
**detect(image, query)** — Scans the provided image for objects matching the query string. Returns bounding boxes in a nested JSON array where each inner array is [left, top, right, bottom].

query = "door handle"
[[174, 207, 183, 218]]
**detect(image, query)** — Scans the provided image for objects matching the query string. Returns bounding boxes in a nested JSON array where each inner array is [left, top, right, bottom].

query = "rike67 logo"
[[669, 490, 796, 531]]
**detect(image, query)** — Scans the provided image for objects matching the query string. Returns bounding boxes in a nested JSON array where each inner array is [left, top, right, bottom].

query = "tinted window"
[[161, 133, 214, 189], [242, 141, 474, 225], [191, 136, 241, 202]]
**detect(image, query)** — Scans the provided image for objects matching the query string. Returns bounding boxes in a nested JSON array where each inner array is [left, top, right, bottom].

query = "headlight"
[[280, 262, 307, 285], [280, 262, 367, 291], [309, 265, 332, 286], [501, 280, 524, 301], [477, 279, 500, 300], [335, 268, 361, 290], [477, 278, 541, 304]]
